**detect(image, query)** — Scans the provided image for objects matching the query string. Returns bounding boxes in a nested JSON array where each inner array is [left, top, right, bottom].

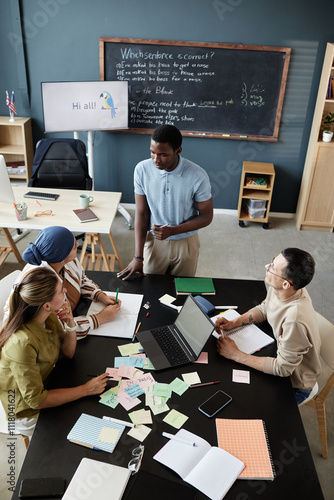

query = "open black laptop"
[[136, 295, 215, 371]]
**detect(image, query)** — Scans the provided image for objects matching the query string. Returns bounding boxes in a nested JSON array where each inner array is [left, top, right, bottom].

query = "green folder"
[[174, 277, 216, 295]]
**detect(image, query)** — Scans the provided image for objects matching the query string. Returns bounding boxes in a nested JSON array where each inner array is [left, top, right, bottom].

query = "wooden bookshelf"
[[0, 116, 33, 184], [296, 43, 334, 232]]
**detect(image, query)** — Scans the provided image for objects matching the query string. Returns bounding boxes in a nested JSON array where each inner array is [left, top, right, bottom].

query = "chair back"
[[29, 138, 92, 190], [316, 312, 334, 370], [0, 270, 21, 326]]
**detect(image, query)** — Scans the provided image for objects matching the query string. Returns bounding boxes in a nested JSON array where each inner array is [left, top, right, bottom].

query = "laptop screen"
[[174, 295, 215, 357]]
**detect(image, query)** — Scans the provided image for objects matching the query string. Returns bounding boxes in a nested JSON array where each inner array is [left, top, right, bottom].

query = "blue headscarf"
[[22, 226, 75, 265]]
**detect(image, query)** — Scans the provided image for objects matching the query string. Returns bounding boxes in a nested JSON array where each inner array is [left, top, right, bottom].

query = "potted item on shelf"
[[322, 112, 334, 142]]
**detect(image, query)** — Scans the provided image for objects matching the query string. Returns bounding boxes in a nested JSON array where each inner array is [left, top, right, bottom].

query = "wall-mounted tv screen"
[[42, 81, 128, 133]]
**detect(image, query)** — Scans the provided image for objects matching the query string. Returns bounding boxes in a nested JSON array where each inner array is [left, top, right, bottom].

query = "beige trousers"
[[143, 232, 200, 276]]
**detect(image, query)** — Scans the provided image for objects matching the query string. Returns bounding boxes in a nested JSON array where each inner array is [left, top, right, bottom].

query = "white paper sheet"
[[87, 292, 143, 338]]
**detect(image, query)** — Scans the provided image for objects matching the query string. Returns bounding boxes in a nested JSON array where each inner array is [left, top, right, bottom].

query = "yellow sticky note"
[[163, 409, 188, 429], [127, 424, 152, 442], [98, 426, 120, 444], [182, 372, 201, 385]]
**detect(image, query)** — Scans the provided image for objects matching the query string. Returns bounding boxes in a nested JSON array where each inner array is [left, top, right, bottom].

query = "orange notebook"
[[216, 419, 276, 480]]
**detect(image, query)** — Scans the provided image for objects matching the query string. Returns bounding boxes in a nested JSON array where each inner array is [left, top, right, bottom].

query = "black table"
[[12, 273, 324, 499]]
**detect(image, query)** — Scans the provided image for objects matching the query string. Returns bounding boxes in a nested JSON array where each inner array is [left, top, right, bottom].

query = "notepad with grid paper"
[[215, 419, 276, 480]]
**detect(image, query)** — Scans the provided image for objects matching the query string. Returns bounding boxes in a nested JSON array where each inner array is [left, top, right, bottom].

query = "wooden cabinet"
[[237, 161, 275, 229], [0, 116, 33, 184], [296, 43, 334, 232]]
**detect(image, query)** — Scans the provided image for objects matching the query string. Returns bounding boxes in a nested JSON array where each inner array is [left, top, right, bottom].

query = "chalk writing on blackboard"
[[100, 38, 291, 141]]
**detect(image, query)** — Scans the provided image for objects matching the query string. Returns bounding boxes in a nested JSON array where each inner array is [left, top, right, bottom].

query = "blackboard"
[[100, 38, 291, 141]]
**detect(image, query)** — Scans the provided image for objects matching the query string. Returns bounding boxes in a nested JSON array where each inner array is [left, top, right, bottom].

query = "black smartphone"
[[19, 477, 66, 498], [198, 390, 232, 418]]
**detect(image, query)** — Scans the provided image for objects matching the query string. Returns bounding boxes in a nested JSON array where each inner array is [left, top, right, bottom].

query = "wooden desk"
[[0, 187, 123, 271], [11, 274, 323, 499]]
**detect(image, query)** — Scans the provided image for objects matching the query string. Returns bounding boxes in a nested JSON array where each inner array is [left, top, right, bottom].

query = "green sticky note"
[[170, 377, 189, 396], [163, 409, 189, 429], [150, 403, 170, 415], [153, 383, 171, 399], [143, 358, 155, 370], [99, 389, 119, 409]]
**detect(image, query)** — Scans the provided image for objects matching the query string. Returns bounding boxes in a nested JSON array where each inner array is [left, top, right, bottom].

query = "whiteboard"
[[42, 81, 128, 132]]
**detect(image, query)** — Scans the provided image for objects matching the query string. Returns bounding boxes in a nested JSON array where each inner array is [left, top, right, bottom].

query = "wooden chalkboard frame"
[[100, 37, 291, 141]]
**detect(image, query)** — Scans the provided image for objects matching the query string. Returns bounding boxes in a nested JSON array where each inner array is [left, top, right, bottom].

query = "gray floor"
[[0, 211, 333, 499]]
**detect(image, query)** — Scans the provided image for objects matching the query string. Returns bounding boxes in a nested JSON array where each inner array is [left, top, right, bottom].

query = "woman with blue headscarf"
[[4, 226, 120, 338]]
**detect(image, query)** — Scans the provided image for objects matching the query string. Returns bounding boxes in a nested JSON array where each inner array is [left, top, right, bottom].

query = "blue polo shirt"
[[134, 156, 212, 240]]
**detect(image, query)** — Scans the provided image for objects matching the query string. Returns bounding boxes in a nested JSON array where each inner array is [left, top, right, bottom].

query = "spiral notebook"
[[212, 309, 274, 354], [215, 419, 276, 480]]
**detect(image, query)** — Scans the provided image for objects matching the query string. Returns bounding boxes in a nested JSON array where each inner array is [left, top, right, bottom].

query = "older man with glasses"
[[215, 248, 321, 405]]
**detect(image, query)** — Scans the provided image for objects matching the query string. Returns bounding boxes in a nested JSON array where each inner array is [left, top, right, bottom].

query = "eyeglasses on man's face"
[[266, 258, 293, 286], [128, 444, 144, 475]]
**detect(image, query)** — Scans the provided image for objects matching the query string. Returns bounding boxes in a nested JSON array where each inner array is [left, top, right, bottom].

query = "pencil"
[[132, 321, 141, 342], [190, 381, 220, 388], [115, 288, 119, 304]]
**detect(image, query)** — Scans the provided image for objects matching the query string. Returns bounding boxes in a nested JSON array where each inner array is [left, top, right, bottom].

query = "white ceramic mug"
[[79, 194, 94, 208]]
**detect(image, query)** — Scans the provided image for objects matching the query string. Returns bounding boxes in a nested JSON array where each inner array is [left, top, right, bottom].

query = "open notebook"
[[212, 309, 274, 354], [154, 428, 244, 500]]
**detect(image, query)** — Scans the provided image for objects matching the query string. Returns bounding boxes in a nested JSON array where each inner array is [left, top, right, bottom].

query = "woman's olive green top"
[[0, 313, 63, 419]]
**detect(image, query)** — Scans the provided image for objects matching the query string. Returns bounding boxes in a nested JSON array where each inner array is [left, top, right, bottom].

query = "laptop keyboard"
[[151, 326, 190, 366]]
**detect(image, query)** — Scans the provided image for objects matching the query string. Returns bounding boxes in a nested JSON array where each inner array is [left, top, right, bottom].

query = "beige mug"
[[79, 194, 94, 208]]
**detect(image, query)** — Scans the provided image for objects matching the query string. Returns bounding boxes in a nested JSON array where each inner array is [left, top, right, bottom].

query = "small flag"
[[6, 90, 10, 107], [9, 91, 17, 115]]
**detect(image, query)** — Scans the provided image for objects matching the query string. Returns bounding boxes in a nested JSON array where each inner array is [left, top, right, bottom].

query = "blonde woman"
[[0, 267, 108, 438]]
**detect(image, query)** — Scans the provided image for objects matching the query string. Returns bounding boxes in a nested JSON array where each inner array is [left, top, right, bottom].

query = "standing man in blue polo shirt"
[[118, 125, 213, 279]]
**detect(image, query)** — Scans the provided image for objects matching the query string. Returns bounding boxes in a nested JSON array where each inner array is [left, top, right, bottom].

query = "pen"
[[159, 301, 182, 312], [115, 288, 119, 304], [87, 374, 115, 379], [190, 380, 220, 388], [215, 306, 238, 310], [162, 432, 196, 447], [132, 322, 141, 342], [103, 416, 135, 428], [35, 199, 41, 207]]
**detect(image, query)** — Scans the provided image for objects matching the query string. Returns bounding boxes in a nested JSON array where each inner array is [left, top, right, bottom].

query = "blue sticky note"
[[114, 356, 145, 369], [125, 384, 145, 399]]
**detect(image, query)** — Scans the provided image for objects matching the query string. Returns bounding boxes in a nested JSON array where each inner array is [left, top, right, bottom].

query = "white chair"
[[0, 270, 30, 449], [299, 312, 334, 459], [0, 270, 21, 326]]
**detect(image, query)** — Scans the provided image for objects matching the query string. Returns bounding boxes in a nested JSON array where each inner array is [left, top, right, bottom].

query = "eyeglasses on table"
[[128, 444, 144, 475]]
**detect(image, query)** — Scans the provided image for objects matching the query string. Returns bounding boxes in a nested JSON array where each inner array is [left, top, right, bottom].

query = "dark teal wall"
[[1, 0, 333, 211]]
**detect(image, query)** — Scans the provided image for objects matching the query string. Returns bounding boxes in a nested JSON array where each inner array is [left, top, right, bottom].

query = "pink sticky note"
[[135, 372, 156, 388], [117, 365, 136, 379], [193, 352, 208, 364], [117, 393, 141, 411], [106, 367, 122, 381]]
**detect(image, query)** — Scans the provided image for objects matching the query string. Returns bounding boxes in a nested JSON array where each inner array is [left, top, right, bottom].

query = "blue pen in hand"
[[115, 288, 119, 304]]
